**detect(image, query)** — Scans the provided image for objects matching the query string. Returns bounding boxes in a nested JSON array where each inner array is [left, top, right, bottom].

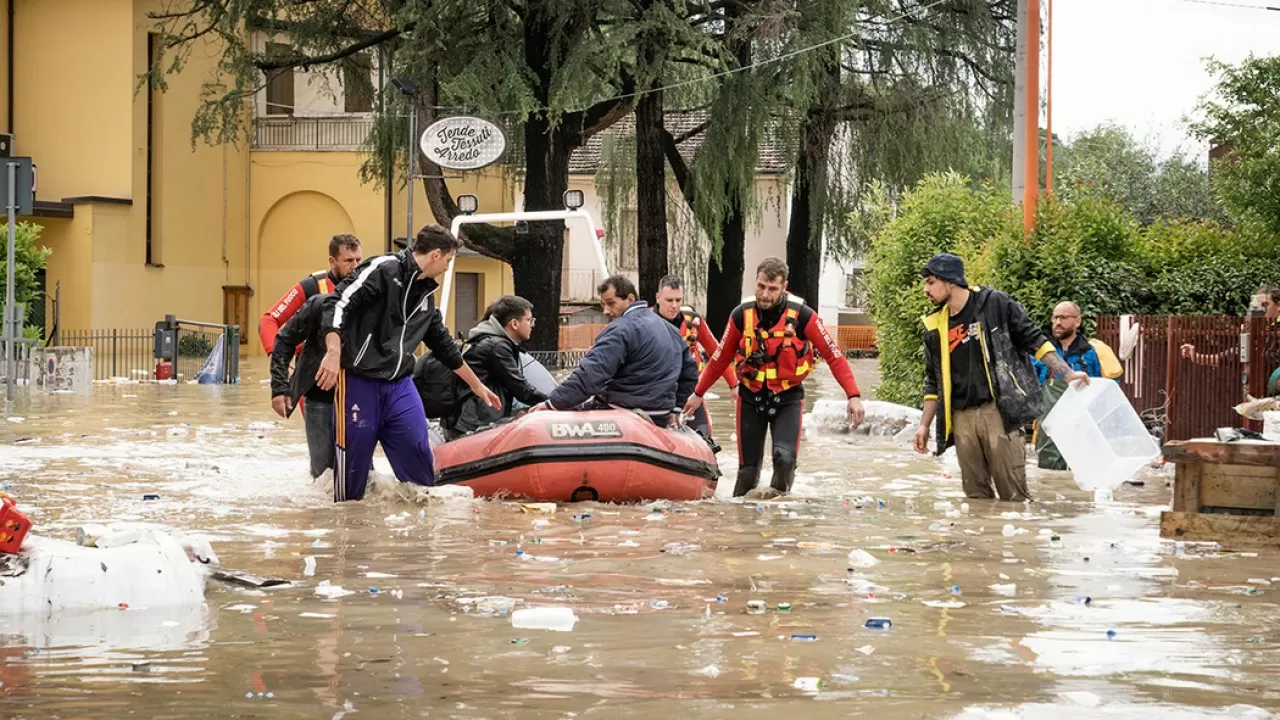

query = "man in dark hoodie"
[[913, 254, 1089, 501], [441, 295, 549, 439], [314, 224, 500, 502], [269, 293, 336, 478]]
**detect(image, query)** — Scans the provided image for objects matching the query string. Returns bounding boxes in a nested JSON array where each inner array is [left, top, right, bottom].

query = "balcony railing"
[[252, 116, 374, 150]]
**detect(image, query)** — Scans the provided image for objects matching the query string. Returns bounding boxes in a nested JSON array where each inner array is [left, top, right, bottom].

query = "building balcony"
[[561, 268, 604, 303], [252, 116, 374, 151], [561, 268, 636, 303]]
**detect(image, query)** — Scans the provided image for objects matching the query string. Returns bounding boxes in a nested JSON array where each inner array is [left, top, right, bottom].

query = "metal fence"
[[527, 351, 588, 370], [252, 116, 375, 150], [1094, 315, 1276, 443], [60, 323, 241, 382], [60, 329, 153, 381], [173, 321, 241, 383]]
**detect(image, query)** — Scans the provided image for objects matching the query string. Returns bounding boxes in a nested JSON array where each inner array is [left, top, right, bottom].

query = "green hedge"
[[866, 172, 1280, 408], [866, 173, 1014, 405]]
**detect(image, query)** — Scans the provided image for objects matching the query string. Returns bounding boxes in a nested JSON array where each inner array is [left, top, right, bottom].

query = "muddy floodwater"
[[1, 358, 1277, 719]]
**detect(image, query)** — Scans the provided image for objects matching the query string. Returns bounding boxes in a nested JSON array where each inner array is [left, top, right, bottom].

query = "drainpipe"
[[244, 97, 252, 287]]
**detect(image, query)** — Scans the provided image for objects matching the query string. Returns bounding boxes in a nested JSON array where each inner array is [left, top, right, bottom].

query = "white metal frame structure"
[[441, 206, 608, 321]]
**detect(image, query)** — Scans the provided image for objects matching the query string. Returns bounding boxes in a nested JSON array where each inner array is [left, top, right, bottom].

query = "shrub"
[[866, 172, 1013, 405], [178, 332, 214, 358], [980, 192, 1149, 334]]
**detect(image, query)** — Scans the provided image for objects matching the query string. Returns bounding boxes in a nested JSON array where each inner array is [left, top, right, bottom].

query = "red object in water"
[[433, 409, 720, 502], [0, 495, 32, 553], [155, 360, 174, 381]]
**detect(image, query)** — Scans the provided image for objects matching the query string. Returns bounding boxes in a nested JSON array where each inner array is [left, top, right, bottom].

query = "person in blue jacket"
[[1032, 301, 1102, 383], [529, 274, 698, 426]]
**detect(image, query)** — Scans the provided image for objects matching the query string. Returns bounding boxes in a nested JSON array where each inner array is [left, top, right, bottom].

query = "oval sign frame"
[[419, 116, 507, 171]]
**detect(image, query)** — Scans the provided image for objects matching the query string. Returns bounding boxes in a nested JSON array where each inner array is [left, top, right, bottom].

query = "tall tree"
[[1052, 124, 1225, 225], [145, 0, 640, 351], [659, 0, 765, 331], [1190, 55, 1280, 233], [782, 0, 1017, 303]]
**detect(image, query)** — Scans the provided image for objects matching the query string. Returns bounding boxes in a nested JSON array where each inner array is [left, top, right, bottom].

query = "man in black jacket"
[[269, 293, 335, 478], [912, 253, 1089, 501], [442, 295, 549, 439], [530, 274, 697, 425], [314, 224, 500, 502]]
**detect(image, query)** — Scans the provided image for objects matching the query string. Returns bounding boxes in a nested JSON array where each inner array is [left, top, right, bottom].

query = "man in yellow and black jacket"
[[912, 254, 1089, 501]]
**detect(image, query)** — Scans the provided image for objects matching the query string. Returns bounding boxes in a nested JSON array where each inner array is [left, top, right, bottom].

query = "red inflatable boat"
[[433, 409, 720, 502]]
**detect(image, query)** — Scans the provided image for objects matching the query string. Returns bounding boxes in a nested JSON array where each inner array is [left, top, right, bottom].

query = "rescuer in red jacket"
[[260, 233, 362, 479], [259, 233, 364, 354], [652, 274, 735, 451], [684, 257, 865, 498]]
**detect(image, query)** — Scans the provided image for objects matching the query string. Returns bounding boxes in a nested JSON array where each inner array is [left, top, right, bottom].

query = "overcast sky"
[[1051, 0, 1280, 160]]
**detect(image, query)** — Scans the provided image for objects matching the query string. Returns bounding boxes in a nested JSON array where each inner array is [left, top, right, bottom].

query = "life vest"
[[300, 271, 337, 298], [677, 306, 704, 371], [735, 296, 816, 393]]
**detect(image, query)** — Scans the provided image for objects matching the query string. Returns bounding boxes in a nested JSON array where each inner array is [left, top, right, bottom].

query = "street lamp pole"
[[407, 102, 416, 244], [392, 77, 421, 246]]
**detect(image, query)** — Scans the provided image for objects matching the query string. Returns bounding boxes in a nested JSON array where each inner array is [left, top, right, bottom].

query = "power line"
[[1158, 0, 1280, 10]]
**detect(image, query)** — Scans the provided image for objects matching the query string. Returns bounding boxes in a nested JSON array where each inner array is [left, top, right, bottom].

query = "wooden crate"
[[1159, 440, 1280, 547]]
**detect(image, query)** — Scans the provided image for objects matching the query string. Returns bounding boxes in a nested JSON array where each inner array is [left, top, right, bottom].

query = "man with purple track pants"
[[314, 224, 500, 502]]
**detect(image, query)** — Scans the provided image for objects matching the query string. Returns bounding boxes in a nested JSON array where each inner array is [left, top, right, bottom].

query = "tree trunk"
[[635, 85, 669, 302], [705, 200, 746, 333], [517, 112, 573, 352], [785, 111, 837, 305]]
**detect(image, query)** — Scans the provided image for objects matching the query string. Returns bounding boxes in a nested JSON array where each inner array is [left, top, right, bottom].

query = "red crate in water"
[[0, 495, 31, 553]]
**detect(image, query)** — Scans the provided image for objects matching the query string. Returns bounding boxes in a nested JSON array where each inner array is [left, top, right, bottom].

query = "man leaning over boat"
[[528, 274, 698, 426]]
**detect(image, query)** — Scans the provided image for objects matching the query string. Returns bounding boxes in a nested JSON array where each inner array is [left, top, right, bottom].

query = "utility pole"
[[1045, 0, 1054, 194], [1022, 0, 1041, 235], [1012, 0, 1027, 204], [5, 161, 16, 400]]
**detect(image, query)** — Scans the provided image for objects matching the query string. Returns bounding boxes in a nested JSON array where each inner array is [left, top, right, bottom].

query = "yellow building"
[[2, 0, 513, 356]]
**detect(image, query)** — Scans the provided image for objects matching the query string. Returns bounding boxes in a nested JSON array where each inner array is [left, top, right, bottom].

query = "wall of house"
[[7, 1, 251, 330], [31, 213, 91, 330], [13, 0, 134, 200], [249, 152, 514, 351]]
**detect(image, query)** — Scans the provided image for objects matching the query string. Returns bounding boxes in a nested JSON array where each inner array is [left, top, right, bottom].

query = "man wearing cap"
[[913, 254, 1089, 501]]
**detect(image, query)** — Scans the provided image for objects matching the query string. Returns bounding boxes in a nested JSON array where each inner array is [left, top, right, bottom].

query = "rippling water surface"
[[1, 359, 1277, 719]]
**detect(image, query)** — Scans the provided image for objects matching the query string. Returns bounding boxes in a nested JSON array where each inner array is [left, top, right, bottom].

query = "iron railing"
[[252, 116, 375, 150], [1095, 315, 1276, 443], [60, 323, 241, 382], [60, 329, 153, 381]]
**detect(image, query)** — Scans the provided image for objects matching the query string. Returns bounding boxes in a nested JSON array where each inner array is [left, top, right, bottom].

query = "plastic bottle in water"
[[1094, 487, 1113, 504], [511, 607, 578, 631]]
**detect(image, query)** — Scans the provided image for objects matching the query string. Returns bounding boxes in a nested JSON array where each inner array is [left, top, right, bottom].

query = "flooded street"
[[1, 358, 1277, 719]]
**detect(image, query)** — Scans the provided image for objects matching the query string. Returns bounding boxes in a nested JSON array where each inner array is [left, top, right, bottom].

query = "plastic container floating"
[[1040, 380, 1161, 491], [864, 617, 892, 629], [511, 607, 578, 632]]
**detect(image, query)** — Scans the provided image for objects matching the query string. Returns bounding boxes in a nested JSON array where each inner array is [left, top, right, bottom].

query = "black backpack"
[[413, 353, 463, 419]]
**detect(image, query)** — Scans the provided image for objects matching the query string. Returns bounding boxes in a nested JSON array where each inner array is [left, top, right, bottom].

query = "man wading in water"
[[684, 257, 865, 498], [914, 254, 1089, 501]]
